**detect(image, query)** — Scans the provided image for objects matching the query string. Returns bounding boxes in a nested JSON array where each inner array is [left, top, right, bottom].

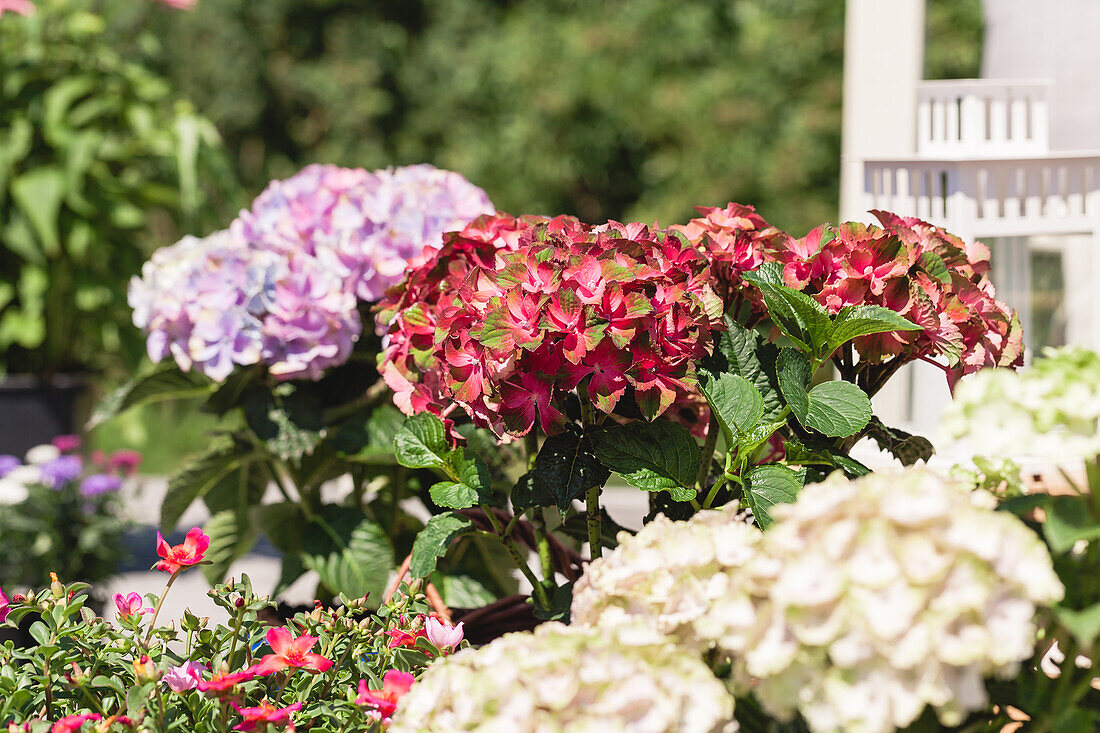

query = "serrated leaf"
[[333, 404, 404, 464], [429, 481, 481, 509], [533, 425, 610, 512], [510, 472, 553, 512], [804, 381, 872, 438], [863, 417, 934, 466], [252, 502, 305, 555], [243, 386, 323, 462], [1056, 603, 1100, 646], [919, 251, 952, 284], [744, 464, 806, 529], [1044, 496, 1100, 554], [88, 364, 213, 429], [743, 263, 831, 354], [825, 305, 921, 354], [393, 413, 449, 469], [302, 509, 394, 605], [203, 460, 269, 517], [410, 513, 474, 579], [701, 373, 765, 444], [590, 420, 699, 501], [776, 348, 811, 421], [701, 317, 783, 421], [161, 442, 242, 531], [200, 510, 259, 586], [432, 573, 496, 608]]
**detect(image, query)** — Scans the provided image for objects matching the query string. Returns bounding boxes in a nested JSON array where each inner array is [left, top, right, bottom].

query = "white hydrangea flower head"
[[942, 346, 1100, 463], [571, 505, 762, 654], [735, 470, 1063, 733], [388, 622, 737, 733]]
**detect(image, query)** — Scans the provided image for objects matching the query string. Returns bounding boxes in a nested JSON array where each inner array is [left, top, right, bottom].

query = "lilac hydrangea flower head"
[[130, 229, 361, 382], [129, 230, 270, 381], [232, 163, 494, 302]]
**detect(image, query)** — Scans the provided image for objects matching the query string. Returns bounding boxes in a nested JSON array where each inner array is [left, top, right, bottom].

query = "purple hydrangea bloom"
[[39, 455, 83, 488], [232, 164, 494, 302], [80, 474, 123, 497], [129, 230, 360, 382], [0, 455, 20, 478]]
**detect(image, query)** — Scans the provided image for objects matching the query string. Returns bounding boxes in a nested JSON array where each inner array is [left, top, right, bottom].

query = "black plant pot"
[[0, 375, 87, 456]]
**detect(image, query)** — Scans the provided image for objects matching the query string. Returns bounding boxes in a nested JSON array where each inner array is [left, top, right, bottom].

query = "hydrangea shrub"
[[389, 622, 737, 733]]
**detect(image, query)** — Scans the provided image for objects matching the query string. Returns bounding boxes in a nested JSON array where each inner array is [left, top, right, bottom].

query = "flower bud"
[[234, 597, 245, 609], [133, 655, 161, 684], [50, 572, 64, 598]]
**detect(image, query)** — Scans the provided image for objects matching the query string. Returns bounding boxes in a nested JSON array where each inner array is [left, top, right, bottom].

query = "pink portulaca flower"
[[163, 661, 208, 692], [249, 626, 333, 676], [232, 701, 302, 732], [424, 616, 464, 650], [0, 585, 9, 624], [0, 0, 35, 17], [155, 528, 210, 574], [356, 670, 414, 725], [113, 592, 153, 620], [51, 714, 101, 733]]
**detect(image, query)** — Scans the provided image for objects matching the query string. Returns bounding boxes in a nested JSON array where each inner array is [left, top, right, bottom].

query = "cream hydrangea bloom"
[[738, 470, 1062, 733], [571, 505, 762, 654], [388, 622, 737, 733], [942, 346, 1100, 463]]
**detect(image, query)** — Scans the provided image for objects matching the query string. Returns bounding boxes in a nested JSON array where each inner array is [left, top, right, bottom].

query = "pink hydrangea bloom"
[[0, 0, 35, 17], [233, 163, 493, 303]]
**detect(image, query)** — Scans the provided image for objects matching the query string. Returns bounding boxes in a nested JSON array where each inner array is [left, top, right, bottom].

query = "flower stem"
[[694, 413, 720, 496], [586, 484, 602, 560], [480, 504, 551, 610], [143, 571, 179, 646], [226, 603, 246, 670]]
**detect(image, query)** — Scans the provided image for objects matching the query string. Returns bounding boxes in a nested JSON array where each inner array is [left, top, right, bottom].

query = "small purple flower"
[[0, 455, 20, 478], [80, 474, 123, 497], [39, 455, 83, 489]]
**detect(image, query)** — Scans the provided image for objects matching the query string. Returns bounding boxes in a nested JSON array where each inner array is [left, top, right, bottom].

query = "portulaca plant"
[[0, 527, 459, 732]]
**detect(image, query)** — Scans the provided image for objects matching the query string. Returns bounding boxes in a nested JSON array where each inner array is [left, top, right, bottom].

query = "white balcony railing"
[[862, 155, 1100, 236], [917, 80, 1051, 157]]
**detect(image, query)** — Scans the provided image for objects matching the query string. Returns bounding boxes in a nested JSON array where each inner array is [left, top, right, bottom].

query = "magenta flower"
[[150, 0, 195, 8], [424, 616, 464, 650], [163, 661, 208, 692], [51, 435, 81, 453], [249, 626, 333, 676], [107, 450, 142, 476], [0, 585, 9, 624], [155, 528, 210, 574], [355, 670, 415, 724], [113, 592, 153, 620]]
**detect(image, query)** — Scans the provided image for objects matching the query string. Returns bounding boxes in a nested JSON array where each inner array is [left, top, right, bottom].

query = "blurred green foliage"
[[128, 0, 983, 236], [0, 0, 237, 376]]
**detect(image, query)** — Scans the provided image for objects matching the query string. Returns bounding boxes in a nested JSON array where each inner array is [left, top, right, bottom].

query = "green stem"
[[694, 413, 721, 496], [322, 378, 390, 424], [586, 484, 602, 560], [143, 571, 179, 646], [530, 511, 554, 581], [481, 504, 550, 610], [317, 640, 356, 701], [524, 432, 539, 471], [226, 603, 246, 670]]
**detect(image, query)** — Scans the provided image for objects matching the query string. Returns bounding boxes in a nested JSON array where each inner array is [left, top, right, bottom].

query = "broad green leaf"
[[202, 459, 268, 517], [919, 251, 951, 284], [242, 385, 324, 462], [804, 381, 872, 438], [1056, 603, 1100, 646], [590, 420, 700, 501], [433, 572, 497, 608], [776, 348, 811, 421], [393, 413, 449, 469], [700, 316, 783, 421], [302, 508, 394, 605], [510, 471, 554, 512], [88, 364, 213, 429], [333, 404, 405, 464], [410, 513, 474, 579], [533, 425, 610, 512], [825, 305, 920, 354], [701, 373, 765, 444], [744, 464, 806, 529], [161, 441, 241, 532], [252, 502, 305, 555], [830, 453, 872, 477], [743, 263, 831, 354], [1044, 496, 1100, 554], [429, 481, 481, 509], [735, 419, 788, 459], [11, 167, 66, 258], [200, 510, 259, 586], [863, 417, 934, 466]]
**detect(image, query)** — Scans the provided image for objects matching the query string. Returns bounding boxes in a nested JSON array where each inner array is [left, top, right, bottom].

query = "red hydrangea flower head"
[[770, 210, 1023, 383], [378, 215, 725, 438]]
